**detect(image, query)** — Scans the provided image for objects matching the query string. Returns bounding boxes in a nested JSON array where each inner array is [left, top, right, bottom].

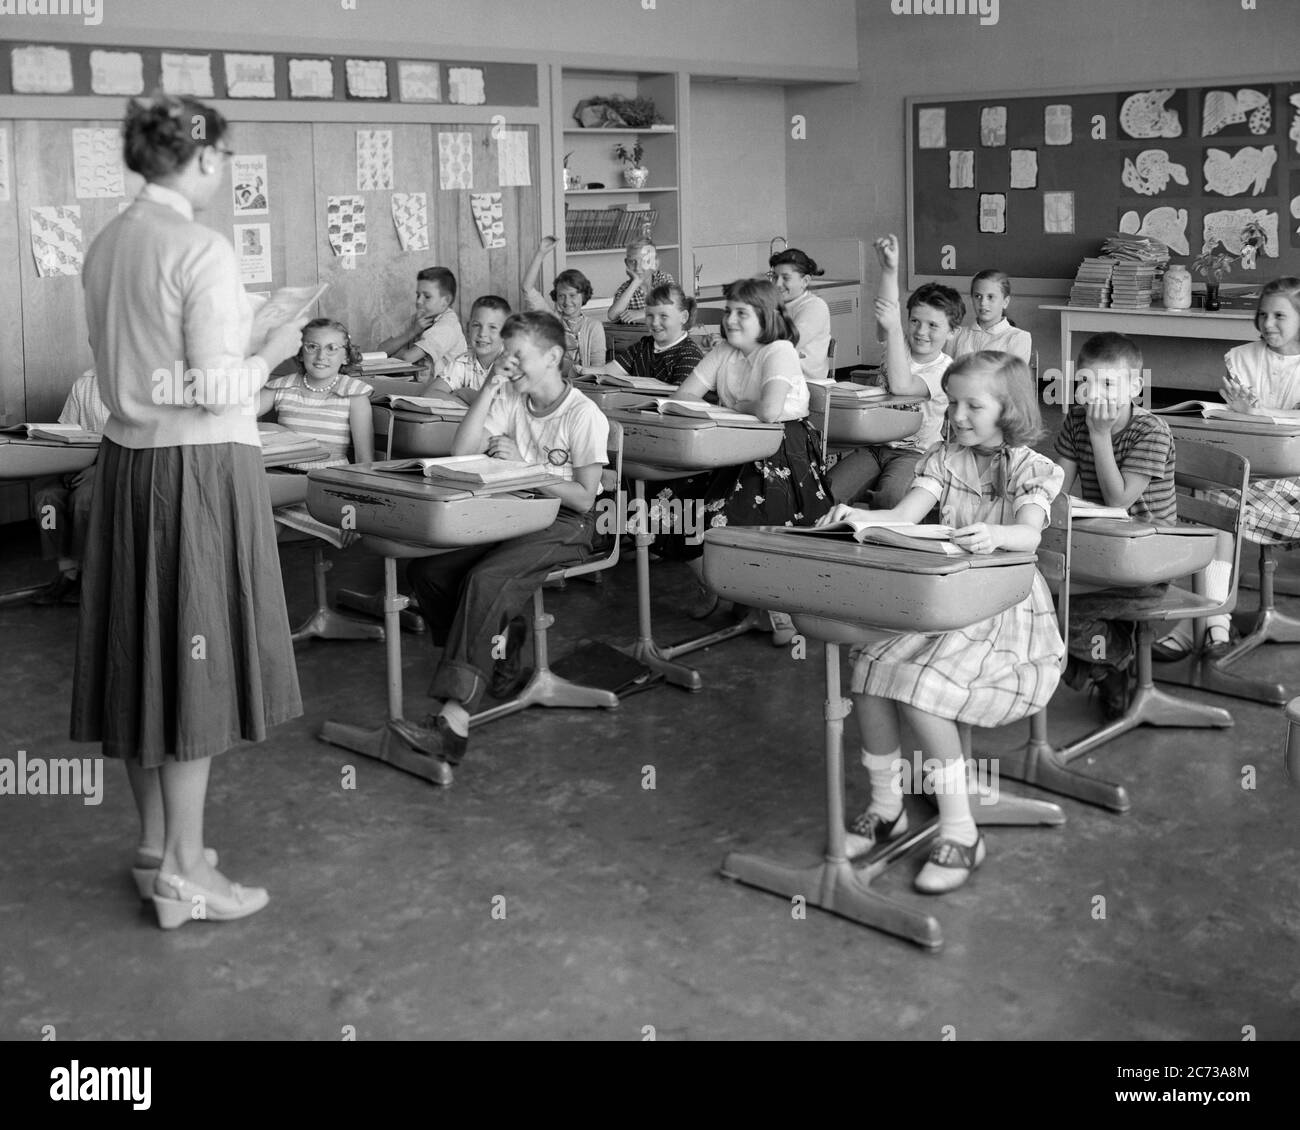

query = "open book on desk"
[[1157, 400, 1295, 427], [598, 373, 678, 394], [246, 282, 329, 355], [0, 423, 101, 444], [782, 519, 963, 556], [373, 394, 468, 417], [378, 454, 548, 485], [656, 400, 772, 429]]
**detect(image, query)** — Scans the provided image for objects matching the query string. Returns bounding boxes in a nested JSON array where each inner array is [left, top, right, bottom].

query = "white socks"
[[933, 759, 978, 847], [1161, 557, 1234, 649], [862, 749, 903, 821], [439, 701, 470, 738]]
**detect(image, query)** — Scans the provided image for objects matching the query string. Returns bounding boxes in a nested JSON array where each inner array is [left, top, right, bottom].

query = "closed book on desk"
[[1068, 497, 1131, 521], [783, 519, 962, 556], [656, 400, 771, 429]]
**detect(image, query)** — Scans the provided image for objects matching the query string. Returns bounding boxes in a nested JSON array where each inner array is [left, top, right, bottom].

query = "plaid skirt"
[[1208, 477, 1300, 544], [70, 439, 302, 765], [849, 572, 1063, 727]]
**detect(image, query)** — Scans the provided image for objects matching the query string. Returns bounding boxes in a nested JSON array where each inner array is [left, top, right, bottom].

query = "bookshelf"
[[551, 68, 687, 301]]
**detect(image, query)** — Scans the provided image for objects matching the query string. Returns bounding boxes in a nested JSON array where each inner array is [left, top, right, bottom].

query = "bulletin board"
[[906, 76, 1300, 290]]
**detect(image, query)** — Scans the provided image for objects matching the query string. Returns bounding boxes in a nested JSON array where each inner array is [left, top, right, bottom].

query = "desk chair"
[[980, 496, 1130, 812], [1219, 536, 1300, 673], [1056, 442, 1248, 763], [469, 420, 625, 727]]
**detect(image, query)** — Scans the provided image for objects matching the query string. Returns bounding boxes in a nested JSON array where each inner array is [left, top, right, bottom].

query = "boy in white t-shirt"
[[398, 311, 610, 774], [377, 265, 467, 376], [419, 295, 510, 405], [827, 234, 963, 508]]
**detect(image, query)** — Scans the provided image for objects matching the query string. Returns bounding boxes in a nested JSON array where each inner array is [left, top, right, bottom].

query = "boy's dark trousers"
[[406, 510, 594, 712], [1065, 582, 1170, 673]]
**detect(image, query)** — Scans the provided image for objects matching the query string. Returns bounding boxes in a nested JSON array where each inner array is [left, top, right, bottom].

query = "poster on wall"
[[30, 206, 84, 278], [497, 131, 531, 188], [327, 195, 368, 256], [448, 67, 486, 106], [356, 130, 394, 192], [289, 58, 335, 100], [439, 132, 474, 190], [11, 46, 74, 94], [398, 61, 441, 103], [89, 50, 145, 96], [391, 193, 429, 251], [978, 193, 1006, 234], [345, 59, 389, 100], [234, 223, 272, 285], [470, 192, 506, 249], [232, 155, 270, 216], [224, 54, 277, 99], [160, 53, 215, 98], [72, 128, 126, 199]]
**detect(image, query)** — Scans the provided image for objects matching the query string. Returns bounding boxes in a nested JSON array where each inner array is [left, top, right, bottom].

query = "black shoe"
[[391, 713, 468, 766], [1094, 667, 1132, 722], [489, 616, 528, 699], [30, 573, 79, 606]]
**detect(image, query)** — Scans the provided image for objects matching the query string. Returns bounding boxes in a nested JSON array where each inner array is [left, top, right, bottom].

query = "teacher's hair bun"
[[123, 92, 228, 180]]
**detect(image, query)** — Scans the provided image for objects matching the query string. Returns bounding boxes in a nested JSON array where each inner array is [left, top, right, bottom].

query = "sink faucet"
[[769, 235, 787, 258], [693, 256, 703, 291]]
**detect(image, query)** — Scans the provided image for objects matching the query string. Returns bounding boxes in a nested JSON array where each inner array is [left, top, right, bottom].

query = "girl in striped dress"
[[260, 318, 373, 469], [819, 351, 1064, 893]]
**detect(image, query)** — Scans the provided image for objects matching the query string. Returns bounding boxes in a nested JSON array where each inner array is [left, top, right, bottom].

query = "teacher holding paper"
[[72, 94, 305, 929]]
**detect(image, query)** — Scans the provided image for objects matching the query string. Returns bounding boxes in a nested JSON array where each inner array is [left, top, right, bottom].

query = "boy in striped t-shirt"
[[1053, 332, 1176, 718]]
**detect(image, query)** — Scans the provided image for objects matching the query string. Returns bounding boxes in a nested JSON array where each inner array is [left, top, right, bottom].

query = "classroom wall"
[[12, 0, 859, 78], [786, 0, 1300, 376], [689, 81, 787, 247]]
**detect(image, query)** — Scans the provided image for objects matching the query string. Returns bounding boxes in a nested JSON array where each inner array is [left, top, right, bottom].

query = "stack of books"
[[1109, 261, 1157, 309], [1068, 258, 1115, 308], [1100, 232, 1170, 303]]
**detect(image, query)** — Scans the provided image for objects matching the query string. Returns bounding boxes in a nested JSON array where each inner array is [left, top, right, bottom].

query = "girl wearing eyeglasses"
[[259, 318, 374, 469]]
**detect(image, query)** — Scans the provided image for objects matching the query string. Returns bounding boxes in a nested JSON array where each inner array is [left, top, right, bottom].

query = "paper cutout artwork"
[[233, 155, 269, 215], [12, 46, 73, 94], [1044, 105, 1072, 146], [327, 196, 368, 257], [1043, 192, 1074, 235], [980, 106, 1006, 147], [72, 129, 125, 199], [0, 130, 11, 203], [1204, 208, 1279, 260], [918, 108, 946, 149], [1202, 89, 1268, 136], [1010, 149, 1038, 190], [1204, 145, 1277, 197], [391, 193, 429, 251], [289, 58, 335, 99], [439, 131, 474, 190], [497, 131, 531, 187], [470, 192, 506, 249], [1121, 149, 1189, 196], [235, 223, 272, 285], [356, 130, 394, 192], [978, 193, 1006, 235], [1290, 195, 1300, 236], [346, 59, 389, 100], [30, 206, 83, 278], [948, 151, 974, 189], [1290, 94, 1300, 156], [1118, 206, 1189, 255], [224, 54, 276, 99], [160, 53, 215, 98], [90, 50, 144, 96], [1120, 89, 1181, 139], [398, 61, 441, 103], [448, 67, 486, 106]]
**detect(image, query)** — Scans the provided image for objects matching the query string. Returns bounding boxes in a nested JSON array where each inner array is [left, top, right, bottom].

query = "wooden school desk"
[[702, 526, 1065, 949], [305, 461, 564, 784], [1040, 305, 1257, 390], [605, 407, 785, 691], [807, 384, 925, 448], [0, 437, 99, 605], [1156, 414, 1300, 705]]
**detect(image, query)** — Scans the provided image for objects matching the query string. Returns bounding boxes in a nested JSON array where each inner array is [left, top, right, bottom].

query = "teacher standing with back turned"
[[72, 94, 306, 929]]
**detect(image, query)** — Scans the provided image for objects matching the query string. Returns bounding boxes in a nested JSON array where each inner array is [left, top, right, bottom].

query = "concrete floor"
[[2, 514, 1298, 1042]]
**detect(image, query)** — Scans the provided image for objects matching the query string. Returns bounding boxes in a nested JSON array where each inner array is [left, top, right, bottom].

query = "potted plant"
[[1191, 221, 1268, 311], [614, 140, 649, 188]]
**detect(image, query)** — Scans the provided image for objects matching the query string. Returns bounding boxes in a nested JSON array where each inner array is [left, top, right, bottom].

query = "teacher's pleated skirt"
[[71, 439, 302, 766]]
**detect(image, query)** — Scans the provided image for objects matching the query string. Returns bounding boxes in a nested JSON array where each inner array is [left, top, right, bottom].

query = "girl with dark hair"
[[73, 94, 306, 929], [521, 235, 606, 373], [769, 247, 832, 380]]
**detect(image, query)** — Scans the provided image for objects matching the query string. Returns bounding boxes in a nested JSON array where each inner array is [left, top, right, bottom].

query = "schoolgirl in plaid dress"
[[820, 352, 1064, 894]]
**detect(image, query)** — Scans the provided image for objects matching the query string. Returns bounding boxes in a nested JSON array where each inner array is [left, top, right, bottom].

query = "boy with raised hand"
[[378, 265, 467, 375], [397, 311, 609, 773]]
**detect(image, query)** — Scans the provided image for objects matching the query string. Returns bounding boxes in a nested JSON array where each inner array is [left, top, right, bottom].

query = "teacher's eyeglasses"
[[303, 343, 345, 355], [211, 144, 236, 160]]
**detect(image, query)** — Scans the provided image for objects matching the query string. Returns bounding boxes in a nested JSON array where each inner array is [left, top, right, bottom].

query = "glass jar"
[[1162, 265, 1192, 310]]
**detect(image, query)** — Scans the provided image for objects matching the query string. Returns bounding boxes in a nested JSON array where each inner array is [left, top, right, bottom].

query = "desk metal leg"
[[291, 550, 385, 644], [619, 478, 707, 691], [720, 643, 1065, 950], [336, 586, 428, 634], [0, 583, 46, 606], [984, 710, 1131, 813], [319, 557, 453, 786]]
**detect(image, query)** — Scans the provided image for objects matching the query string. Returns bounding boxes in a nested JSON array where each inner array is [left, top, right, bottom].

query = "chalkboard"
[[906, 76, 1300, 290]]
